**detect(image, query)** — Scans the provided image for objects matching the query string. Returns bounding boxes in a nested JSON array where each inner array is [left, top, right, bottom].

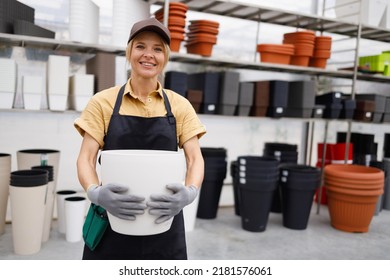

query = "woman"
[[74, 17, 206, 260]]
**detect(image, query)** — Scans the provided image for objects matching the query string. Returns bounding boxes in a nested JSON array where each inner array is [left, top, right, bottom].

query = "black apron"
[[82, 84, 187, 260]]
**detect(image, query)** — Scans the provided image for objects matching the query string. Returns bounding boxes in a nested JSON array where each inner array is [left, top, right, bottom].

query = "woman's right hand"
[[87, 184, 147, 220]]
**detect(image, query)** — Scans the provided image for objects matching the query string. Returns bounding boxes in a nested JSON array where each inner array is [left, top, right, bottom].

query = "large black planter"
[[197, 179, 224, 219], [238, 185, 275, 232], [279, 164, 320, 230], [197, 147, 228, 219]]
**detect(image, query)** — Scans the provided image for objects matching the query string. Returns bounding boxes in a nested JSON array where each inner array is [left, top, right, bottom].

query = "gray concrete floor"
[[1, 205, 389, 260]]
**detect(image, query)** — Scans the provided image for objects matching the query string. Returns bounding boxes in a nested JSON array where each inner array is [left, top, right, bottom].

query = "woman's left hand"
[[147, 183, 198, 224]]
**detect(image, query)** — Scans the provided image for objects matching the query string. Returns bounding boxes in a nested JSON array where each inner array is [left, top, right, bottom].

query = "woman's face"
[[129, 31, 167, 79]]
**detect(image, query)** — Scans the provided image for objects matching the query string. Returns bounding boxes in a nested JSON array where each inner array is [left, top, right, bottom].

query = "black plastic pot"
[[31, 165, 54, 182], [264, 143, 299, 214], [238, 186, 275, 232], [237, 156, 279, 169], [238, 172, 279, 182], [10, 170, 48, 187], [280, 184, 317, 230], [279, 166, 320, 230], [197, 179, 224, 219]]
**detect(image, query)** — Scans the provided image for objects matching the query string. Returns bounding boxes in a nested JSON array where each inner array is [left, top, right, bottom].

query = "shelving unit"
[[152, 0, 390, 213], [1, 1, 389, 162]]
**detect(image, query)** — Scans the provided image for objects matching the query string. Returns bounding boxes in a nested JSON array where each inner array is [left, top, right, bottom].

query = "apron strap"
[[112, 84, 126, 115], [162, 89, 176, 125]]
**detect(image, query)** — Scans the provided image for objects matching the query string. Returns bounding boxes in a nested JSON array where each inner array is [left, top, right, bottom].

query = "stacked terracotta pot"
[[185, 20, 219, 57], [324, 164, 384, 233], [309, 36, 332, 68], [154, 2, 188, 52], [256, 44, 295, 65], [283, 30, 316, 67]]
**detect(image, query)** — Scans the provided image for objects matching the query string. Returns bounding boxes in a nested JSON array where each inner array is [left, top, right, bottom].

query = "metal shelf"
[[170, 52, 390, 83], [153, 0, 390, 42], [0, 33, 126, 55]]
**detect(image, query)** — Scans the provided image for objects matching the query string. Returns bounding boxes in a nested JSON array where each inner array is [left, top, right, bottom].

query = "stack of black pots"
[[279, 163, 321, 229], [263, 142, 298, 213], [338, 132, 377, 166], [236, 156, 279, 232], [197, 147, 227, 219]]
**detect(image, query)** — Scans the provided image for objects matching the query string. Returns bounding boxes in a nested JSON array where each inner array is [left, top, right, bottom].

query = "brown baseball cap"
[[128, 17, 171, 45]]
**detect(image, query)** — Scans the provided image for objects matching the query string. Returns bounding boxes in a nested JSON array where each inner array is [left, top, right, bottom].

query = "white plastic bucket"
[[100, 149, 186, 235]]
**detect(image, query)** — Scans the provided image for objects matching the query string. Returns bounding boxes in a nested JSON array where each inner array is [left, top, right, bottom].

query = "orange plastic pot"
[[324, 177, 384, 191], [259, 51, 292, 64], [294, 48, 314, 56], [154, 2, 188, 14], [290, 55, 310, 66], [188, 26, 219, 35], [186, 33, 217, 44], [315, 42, 332, 50], [170, 32, 184, 52], [155, 10, 187, 18], [313, 50, 331, 58], [326, 186, 381, 233], [185, 41, 215, 56], [257, 44, 294, 54], [169, 26, 185, 34], [309, 57, 327, 68], [189, 20, 220, 28], [324, 164, 384, 181], [284, 39, 315, 46]]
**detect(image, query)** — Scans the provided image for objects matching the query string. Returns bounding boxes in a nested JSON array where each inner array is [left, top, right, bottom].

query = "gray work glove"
[[87, 184, 147, 220], [147, 183, 199, 224]]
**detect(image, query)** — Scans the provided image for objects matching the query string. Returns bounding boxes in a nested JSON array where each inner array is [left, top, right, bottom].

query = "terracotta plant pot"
[[169, 26, 185, 34], [313, 50, 331, 58], [188, 26, 219, 35], [185, 41, 215, 56], [290, 55, 310, 66], [315, 36, 332, 50], [189, 19, 220, 29], [170, 32, 185, 52], [326, 185, 382, 233], [257, 44, 294, 64], [260, 52, 292, 64], [325, 177, 384, 190], [187, 33, 217, 44], [324, 164, 384, 181]]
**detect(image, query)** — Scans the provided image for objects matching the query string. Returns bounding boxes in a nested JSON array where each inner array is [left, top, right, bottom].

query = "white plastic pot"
[[100, 149, 186, 235], [64, 196, 86, 243]]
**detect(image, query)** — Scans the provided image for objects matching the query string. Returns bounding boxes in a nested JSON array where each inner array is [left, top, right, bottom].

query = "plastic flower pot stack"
[[309, 35, 332, 68], [324, 164, 384, 233], [263, 142, 298, 213], [256, 44, 294, 65], [154, 2, 188, 52], [314, 142, 353, 205], [186, 20, 220, 57], [283, 30, 315, 67], [279, 164, 321, 230], [236, 156, 279, 232], [9, 169, 49, 255], [197, 148, 227, 219]]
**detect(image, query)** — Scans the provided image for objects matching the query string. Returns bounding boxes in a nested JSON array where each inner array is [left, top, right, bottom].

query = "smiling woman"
[[73, 17, 206, 260]]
